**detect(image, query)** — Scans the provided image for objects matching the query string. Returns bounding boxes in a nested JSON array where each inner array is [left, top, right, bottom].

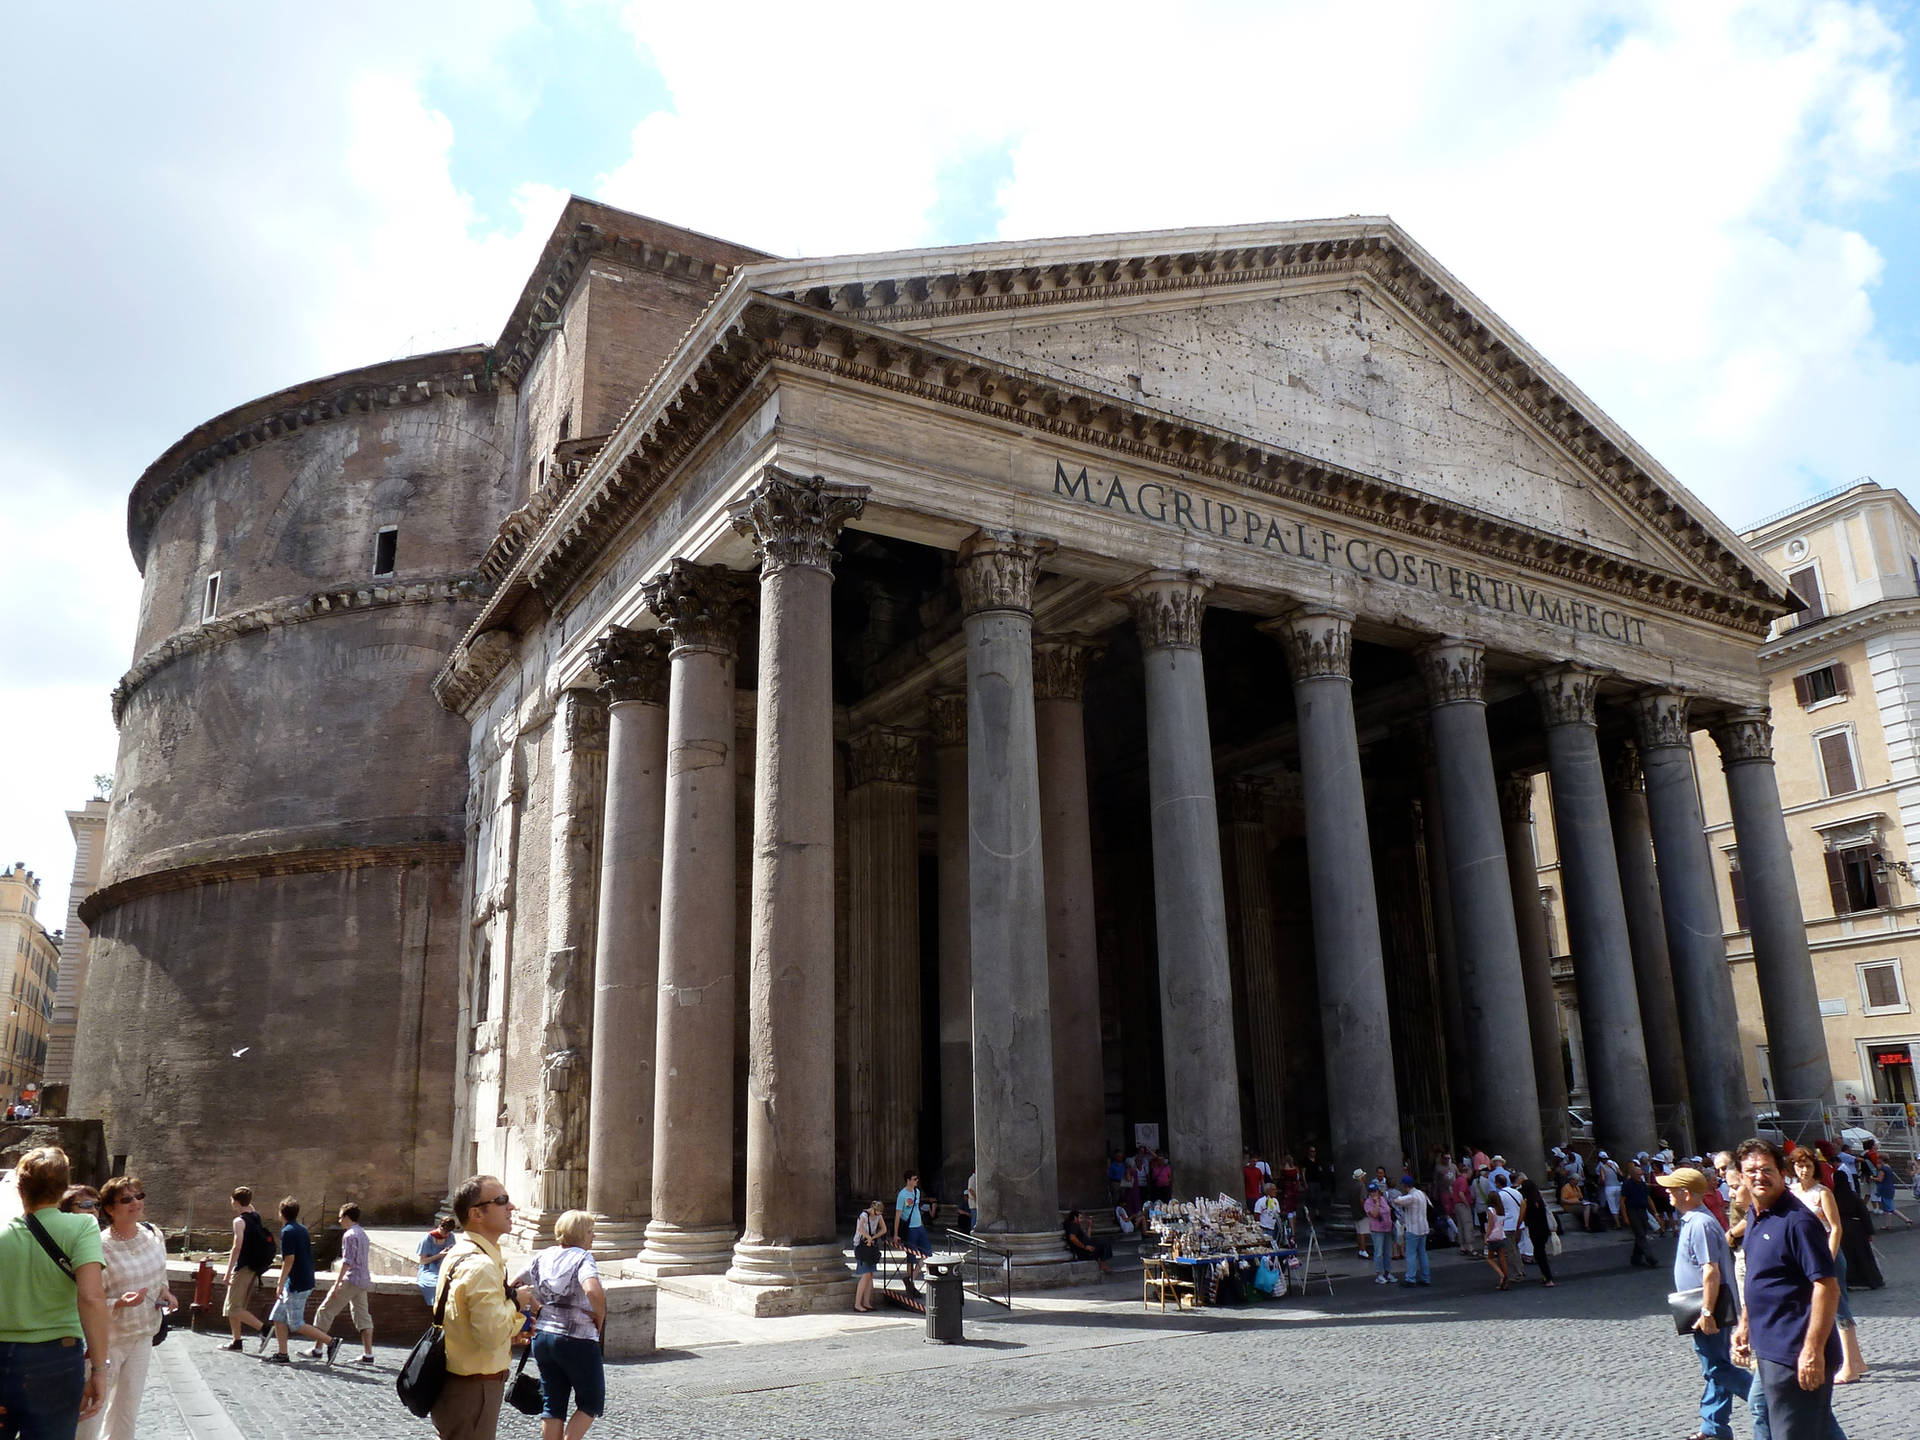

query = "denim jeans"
[[1370, 1230, 1389, 1275], [0, 1337, 87, 1440], [531, 1332, 605, 1421], [1400, 1233, 1429, 1283], [1689, 1329, 1751, 1439]]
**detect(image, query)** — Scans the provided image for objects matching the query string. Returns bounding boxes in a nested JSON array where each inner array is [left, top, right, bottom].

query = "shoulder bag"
[[505, 1343, 543, 1416], [23, 1212, 77, 1279], [397, 1254, 479, 1419]]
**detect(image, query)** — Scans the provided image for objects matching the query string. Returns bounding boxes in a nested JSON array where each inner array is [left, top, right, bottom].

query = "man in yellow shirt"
[[432, 1175, 538, 1440]]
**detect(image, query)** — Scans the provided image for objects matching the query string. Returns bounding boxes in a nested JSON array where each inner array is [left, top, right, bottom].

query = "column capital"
[[1259, 606, 1353, 681], [641, 559, 752, 657], [588, 626, 669, 706], [848, 725, 922, 788], [1221, 774, 1274, 825], [559, 689, 609, 753], [1499, 771, 1536, 825], [926, 690, 967, 749], [729, 467, 868, 577], [1530, 664, 1601, 728], [1629, 689, 1693, 751], [1606, 740, 1645, 793], [1032, 633, 1107, 701], [1417, 636, 1486, 707], [1121, 570, 1211, 651], [955, 530, 1055, 616], [1709, 707, 1775, 766]]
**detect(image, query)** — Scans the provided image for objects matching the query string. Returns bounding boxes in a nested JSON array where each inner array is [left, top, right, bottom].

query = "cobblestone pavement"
[[136, 1223, 1918, 1439]]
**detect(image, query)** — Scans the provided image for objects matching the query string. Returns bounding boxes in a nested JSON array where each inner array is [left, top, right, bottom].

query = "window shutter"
[[1872, 853, 1892, 910], [1832, 662, 1850, 697], [1827, 849, 1852, 915], [1789, 567, 1824, 621], [1819, 733, 1858, 795], [1794, 673, 1813, 706], [1863, 963, 1900, 1009], [1728, 862, 1749, 931]]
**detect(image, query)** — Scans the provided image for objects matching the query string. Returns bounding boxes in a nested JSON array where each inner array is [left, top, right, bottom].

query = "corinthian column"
[[725, 469, 866, 1307], [1531, 666, 1655, 1158], [635, 560, 750, 1276], [1034, 634, 1108, 1215], [1498, 773, 1571, 1141], [1258, 608, 1400, 1188], [929, 691, 974, 1205], [585, 628, 669, 1254], [1125, 572, 1243, 1202], [1417, 637, 1543, 1183], [847, 725, 923, 1207], [1631, 691, 1749, 1152], [1223, 776, 1286, 1165], [958, 531, 1068, 1267], [1710, 708, 1833, 1128]]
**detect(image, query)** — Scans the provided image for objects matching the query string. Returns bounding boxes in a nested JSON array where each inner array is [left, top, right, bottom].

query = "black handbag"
[[143, 1224, 170, 1346], [1667, 1283, 1737, 1336], [505, 1344, 543, 1417], [396, 1255, 477, 1419]]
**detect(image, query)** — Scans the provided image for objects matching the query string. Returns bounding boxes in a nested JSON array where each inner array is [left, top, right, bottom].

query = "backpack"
[[237, 1211, 277, 1275]]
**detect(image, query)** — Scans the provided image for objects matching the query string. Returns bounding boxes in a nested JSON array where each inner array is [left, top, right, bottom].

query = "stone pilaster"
[[846, 724, 923, 1208], [1257, 607, 1400, 1187], [1417, 636, 1543, 1182], [636, 560, 750, 1276], [1630, 690, 1750, 1153], [958, 531, 1071, 1271], [929, 690, 974, 1205], [1033, 633, 1109, 1215], [1222, 775, 1286, 1166], [1497, 771, 1571, 1145], [725, 469, 867, 1309], [1710, 708, 1833, 1128], [585, 627, 669, 1254]]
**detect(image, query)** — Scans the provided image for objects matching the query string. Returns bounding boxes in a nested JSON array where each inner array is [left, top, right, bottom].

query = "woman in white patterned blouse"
[[76, 1175, 175, 1440]]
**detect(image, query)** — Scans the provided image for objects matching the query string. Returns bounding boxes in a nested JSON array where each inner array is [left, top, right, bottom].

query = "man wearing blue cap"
[[1392, 1176, 1432, 1286]]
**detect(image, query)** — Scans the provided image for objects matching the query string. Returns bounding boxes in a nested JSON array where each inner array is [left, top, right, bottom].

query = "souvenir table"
[[1140, 1197, 1299, 1309]]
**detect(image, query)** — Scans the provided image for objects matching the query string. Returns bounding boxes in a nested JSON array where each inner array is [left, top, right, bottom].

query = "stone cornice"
[[113, 573, 483, 725], [126, 348, 500, 571], [78, 841, 465, 927], [1758, 596, 1920, 663], [434, 629, 517, 716]]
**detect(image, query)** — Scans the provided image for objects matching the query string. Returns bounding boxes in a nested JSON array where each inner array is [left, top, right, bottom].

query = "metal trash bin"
[[923, 1256, 964, 1343]]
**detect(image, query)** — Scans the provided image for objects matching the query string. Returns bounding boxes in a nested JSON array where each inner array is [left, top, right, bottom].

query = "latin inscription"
[[1052, 461, 1649, 648]]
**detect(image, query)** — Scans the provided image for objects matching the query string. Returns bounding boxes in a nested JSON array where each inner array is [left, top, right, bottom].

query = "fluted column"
[[958, 532, 1067, 1264], [634, 560, 749, 1275], [1034, 635, 1109, 1214], [725, 469, 866, 1301], [1711, 708, 1833, 1128], [1498, 773, 1572, 1142], [929, 691, 974, 1204], [1631, 691, 1750, 1152], [847, 725, 923, 1207], [1417, 637, 1544, 1182], [1126, 572, 1244, 1202], [585, 628, 669, 1253], [1605, 742, 1692, 1139], [1223, 776, 1287, 1165], [1259, 608, 1400, 1186], [1531, 666, 1656, 1158]]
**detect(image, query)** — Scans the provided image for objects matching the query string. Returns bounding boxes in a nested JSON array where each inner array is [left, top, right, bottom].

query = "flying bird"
[[231, 1046, 250, 1058]]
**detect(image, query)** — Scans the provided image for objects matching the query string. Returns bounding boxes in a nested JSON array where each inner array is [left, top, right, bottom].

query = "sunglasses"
[[123, 1192, 147, 1202], [74, 1201, 98, 1211], [476, 1194, 513, 1209]]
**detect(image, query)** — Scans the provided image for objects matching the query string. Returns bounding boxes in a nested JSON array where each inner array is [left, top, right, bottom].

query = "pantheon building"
[[75, 199, 1830, 1307]]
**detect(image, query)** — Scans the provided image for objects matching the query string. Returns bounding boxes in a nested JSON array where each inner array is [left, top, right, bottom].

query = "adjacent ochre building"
[[2, 862, 61, 1103], [78, 200, 1836, 1309], [43, 795, 110, 1098]]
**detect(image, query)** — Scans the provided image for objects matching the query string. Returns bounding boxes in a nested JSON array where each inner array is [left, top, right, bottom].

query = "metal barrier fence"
[[941, 1229, 1013, 1309]]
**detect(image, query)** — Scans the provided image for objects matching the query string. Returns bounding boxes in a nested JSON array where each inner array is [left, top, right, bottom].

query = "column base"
[[587, 1215, 649, 1261], [717, 1241, 854, 1315], [631, 1220, 736, 1278], [972, 1229, 1099, 1290], [508, 1210, 563, 1248]]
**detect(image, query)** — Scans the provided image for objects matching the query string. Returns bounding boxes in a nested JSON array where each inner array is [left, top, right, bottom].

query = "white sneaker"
[[1373, 1275, 1389, 1284]]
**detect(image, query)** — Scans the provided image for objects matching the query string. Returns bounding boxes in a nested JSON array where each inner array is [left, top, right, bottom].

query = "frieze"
[[1709, 708, 1775, 766], [1630, 690, 1693, 750], [956, 531, 1053, 616], [1499, 772, 1536, 826], [847, 725, 922, 788], [1124, 571, 1210, 651], [927, 690, 967, 748], [1032, 634, 1106, 701], [1260, 607, 1353, 682], [641, 558, 752, 656], [1418, 638, 1486, 707], [730, 466, 868, 577], [588, 626, 669, 706], [1531, 664, 1600, 729]]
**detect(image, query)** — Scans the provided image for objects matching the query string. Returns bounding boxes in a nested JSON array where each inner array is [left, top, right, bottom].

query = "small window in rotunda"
[[373, 527, 398, 577], [201, 572, 221, 623]]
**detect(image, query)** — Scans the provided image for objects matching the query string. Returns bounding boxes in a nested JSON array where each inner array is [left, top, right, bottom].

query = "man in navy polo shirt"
[[1731, 1138, 1842, 1440]]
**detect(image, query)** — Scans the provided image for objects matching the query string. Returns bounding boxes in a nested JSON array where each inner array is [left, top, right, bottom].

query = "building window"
[[1826, 844, 1889, 915], [1814, 728, 1860, 796], [1859, 960, 1908, 1015], [201, 572, 221, 623], [1793, 663, 1849, 707], [558, 411, 571, 442], [373, 527, 398, 577], [1787, 564, 1825, 624], [1726, 849, 1748, 932]]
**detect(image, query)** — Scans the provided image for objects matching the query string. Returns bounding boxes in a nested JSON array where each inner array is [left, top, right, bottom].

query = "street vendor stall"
[[1140, 1197, 1299, 1309]]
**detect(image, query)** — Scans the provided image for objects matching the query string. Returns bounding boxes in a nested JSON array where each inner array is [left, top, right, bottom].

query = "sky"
[[2, 0, 1918, 924]]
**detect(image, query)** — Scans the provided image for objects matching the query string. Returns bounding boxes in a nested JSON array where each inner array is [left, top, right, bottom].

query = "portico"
[[438, 213, 1815, 1310]]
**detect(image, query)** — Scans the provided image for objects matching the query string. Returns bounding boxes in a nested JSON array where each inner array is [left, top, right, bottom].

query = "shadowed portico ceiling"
[[436, 216, 1798, 711]]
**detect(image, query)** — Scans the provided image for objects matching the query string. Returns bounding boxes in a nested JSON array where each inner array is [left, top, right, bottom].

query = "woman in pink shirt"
[[1449, 1167, 1479, 1257], [1363, 1182, 1395, 1284]]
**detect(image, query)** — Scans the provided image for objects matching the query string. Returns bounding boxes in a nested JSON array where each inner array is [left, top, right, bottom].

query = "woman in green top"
[[0, 1146, 111, 1436]]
